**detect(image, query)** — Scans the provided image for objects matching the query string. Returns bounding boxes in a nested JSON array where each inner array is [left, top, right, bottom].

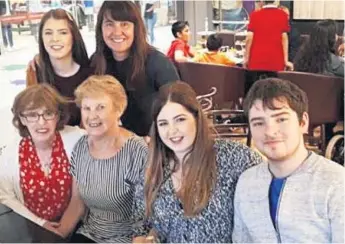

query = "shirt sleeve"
[[329, 54, 344, 77], [247, 12, 256, 32], [221, 53, 236, 66], [281, 12, 290, 33], [130, 139, 151, 237], [147, 49, 180, 88], [0, 143, 46, 226], [174, 41, 186, 53], [329, 176, 344, 243], [232, 175, 251, 243]]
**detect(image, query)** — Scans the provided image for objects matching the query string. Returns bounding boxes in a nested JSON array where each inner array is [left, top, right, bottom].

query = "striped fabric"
[[70, 135, 148, 243]]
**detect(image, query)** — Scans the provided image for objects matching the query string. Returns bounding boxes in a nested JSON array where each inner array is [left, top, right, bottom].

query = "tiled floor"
[[0, 26, 173, 147]]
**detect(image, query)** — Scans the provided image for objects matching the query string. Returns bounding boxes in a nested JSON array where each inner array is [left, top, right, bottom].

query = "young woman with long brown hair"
[[26, 9, 91, 126], [132, 81, 262, 243]]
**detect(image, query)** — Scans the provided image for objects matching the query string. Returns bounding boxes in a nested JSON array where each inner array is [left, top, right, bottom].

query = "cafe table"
[[0, 204, 66, 243]]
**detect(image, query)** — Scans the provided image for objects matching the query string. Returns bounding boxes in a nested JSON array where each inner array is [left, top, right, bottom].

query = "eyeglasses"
[[20, 111, 58, 123]]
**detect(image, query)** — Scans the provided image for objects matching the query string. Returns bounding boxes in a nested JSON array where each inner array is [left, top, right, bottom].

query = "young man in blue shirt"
[[233, 78, 344, 243]]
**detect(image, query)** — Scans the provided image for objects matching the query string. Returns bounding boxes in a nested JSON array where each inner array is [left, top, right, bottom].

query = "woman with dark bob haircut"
[[294, 19, 344, 77], [26, 8, 92, 126], [91, 1, 179, 137], [0, 84, 85, 236], [132, 81, 262, 243]]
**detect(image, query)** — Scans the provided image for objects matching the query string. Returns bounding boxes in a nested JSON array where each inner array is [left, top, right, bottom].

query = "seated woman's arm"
[[55, 179, 85, 238], [174, 50, 190, 62], [0, 143, 46, 226]]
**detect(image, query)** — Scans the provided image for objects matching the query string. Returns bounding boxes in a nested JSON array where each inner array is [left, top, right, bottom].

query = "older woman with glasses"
[[0, 84, 85, 235]]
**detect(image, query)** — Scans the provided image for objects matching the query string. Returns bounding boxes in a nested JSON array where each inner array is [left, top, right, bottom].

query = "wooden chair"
[[196, 87, 217, 112], [176, 62, 246, 109], [205, 109, 251, 146], [277, 71, 344, 154]]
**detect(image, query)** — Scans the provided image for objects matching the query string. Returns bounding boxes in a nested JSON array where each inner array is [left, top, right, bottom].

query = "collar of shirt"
[[263, 4, 277, 9]]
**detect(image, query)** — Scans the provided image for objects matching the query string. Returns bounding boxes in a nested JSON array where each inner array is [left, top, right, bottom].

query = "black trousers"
[[69, 233, 95, 243]]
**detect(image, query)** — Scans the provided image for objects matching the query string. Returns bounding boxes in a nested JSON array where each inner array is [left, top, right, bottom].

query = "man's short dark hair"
[[206, 34, 223, 51], [243, 78, 308, 123], [264, 0, 275, 4], [171, 21, 189, 38]]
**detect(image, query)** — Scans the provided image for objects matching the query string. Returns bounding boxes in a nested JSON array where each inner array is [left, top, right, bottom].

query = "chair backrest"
[[196, 87, 217, 111], [176, 62, 246, 109], [277, 71, 344, 125]]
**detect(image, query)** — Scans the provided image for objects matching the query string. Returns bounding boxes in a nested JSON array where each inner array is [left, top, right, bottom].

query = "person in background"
[[166, 20, 195, 63], [133, 81, 262, 243], [194, 34, 236, 66], [144, 0, 159, 45], [26, 0, 43, 43], [50, 75, 148, 243], [244, 0, 292, 94], [278, 5, 301, 62], [245, 0, 292, 71], [233, 78, 344, 243], [26, 9, 91, 126], [0, 0, 14, 51], [0, 84, 85, 236], [84, 0, 94, 31], [295, 20, 344, 77], [91, 1, 179, 137], [338, 28, 344, 56]]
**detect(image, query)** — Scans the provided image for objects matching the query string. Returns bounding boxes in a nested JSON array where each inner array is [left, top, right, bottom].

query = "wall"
[[281, 0, 344, 35], [183, 0, 213, 45]]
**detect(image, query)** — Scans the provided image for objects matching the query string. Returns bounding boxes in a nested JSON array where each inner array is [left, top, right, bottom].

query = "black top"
[[36, 65, 92, 126], [105, 48, 179, 136]]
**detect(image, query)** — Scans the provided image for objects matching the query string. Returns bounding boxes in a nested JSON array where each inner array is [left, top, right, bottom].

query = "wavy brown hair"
[[12, 84, 70, 137], [145, 81, 217, 217], [91, 1, 150, 89], [37, 8, 89, 85]]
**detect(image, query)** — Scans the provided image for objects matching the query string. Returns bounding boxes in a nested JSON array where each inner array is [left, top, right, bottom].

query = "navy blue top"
[[269, 177, 286, 228]]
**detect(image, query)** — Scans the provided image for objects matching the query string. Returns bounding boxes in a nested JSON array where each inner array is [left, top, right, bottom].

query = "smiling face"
[[248, 98, 309, 163], [20, 107, 58, 145], [156, 101, 197, 161], [42, 18, 73, 61], [81, 95, 119, 138], [102, 13, 135, 61]]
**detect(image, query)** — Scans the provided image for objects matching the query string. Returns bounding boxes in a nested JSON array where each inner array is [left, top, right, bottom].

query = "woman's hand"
[[42, 221, 63, 237], [27, 54, 39, 72], [133, 235, 156, 243], [285, 61, 294, 71]]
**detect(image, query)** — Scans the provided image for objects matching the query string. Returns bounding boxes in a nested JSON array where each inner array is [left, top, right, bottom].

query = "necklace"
[[40, 158, 52, 177]]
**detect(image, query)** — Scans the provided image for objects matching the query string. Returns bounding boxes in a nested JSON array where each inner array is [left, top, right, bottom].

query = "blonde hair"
[[75, 75, 128, 116]]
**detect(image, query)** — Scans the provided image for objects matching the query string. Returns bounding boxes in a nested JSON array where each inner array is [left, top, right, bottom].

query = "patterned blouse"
[[133, 139, 263, 243]]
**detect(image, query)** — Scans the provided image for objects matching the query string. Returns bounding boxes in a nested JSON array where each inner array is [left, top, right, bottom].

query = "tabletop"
[[0, 204, 66, 243]]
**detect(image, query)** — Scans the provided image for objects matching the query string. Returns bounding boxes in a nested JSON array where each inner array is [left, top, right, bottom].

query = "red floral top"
[[19, 133, 72, 221]]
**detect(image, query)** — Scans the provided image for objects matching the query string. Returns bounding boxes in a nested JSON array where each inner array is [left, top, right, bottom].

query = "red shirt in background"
[[247, 7, 290, 71], [166, 39, 191, 63]]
